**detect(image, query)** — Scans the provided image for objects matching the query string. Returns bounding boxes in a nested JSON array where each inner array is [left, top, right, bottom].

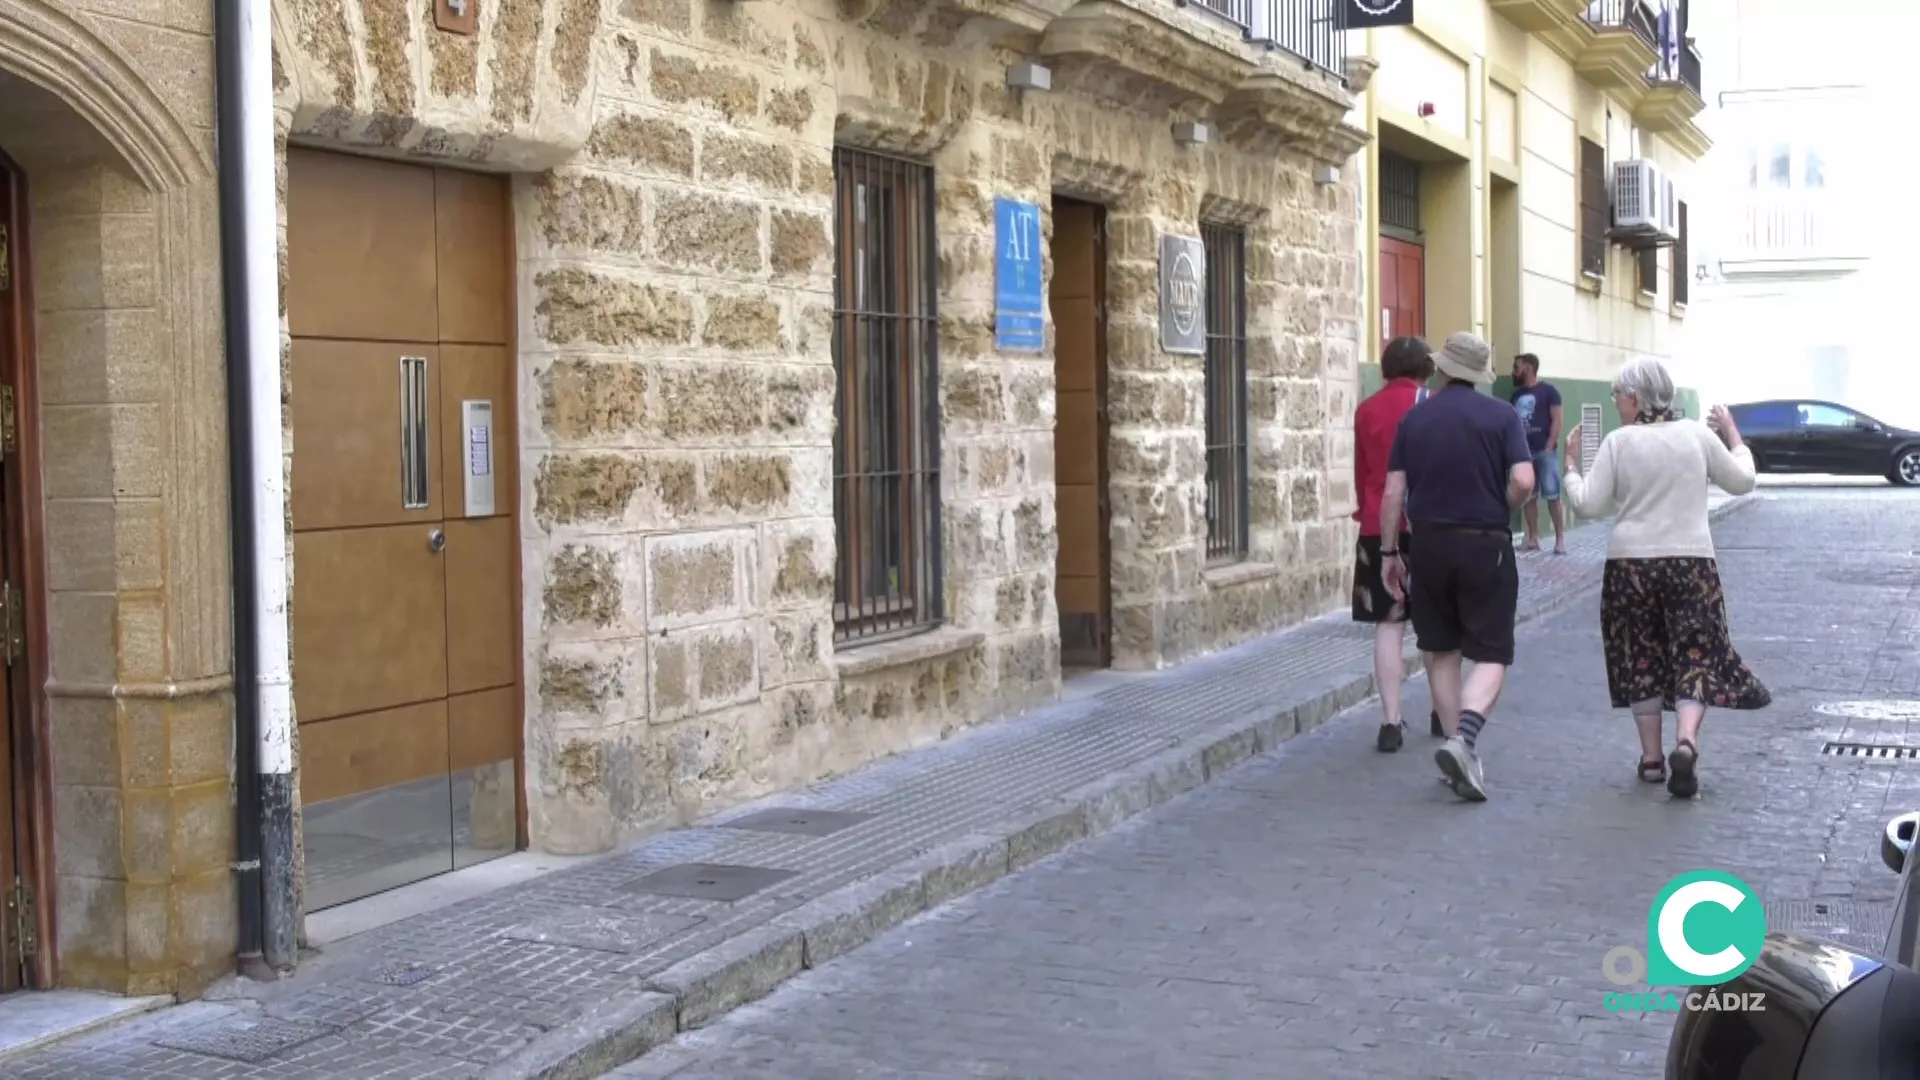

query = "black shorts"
[[1351, 533, 1414, 624], [1407, 525, 1519, 665]]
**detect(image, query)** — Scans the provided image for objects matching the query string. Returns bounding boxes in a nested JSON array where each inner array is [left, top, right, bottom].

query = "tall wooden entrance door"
[[1051, 199, 1111, 670], [286, 149, 522, 910], [0, 156, 45, 991], [1378, 236, 1426, 344]]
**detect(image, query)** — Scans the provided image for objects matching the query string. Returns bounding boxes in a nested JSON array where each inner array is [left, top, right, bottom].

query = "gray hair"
[[1610, 357, 1676, 417]]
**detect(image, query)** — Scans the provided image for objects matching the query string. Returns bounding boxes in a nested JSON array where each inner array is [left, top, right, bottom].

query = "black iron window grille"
[[1380, 151, 1421, 235], [1673, 201, 1690, 305], [1202, 223, 1250, 563], [831, 148, 942, 646], [1578, 137, 1608, 278]]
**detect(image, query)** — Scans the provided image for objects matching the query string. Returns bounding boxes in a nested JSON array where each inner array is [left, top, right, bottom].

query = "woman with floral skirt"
[[1562, 357, 1770, 798]]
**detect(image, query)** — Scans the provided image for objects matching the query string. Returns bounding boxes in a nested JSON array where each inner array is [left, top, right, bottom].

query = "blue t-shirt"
[[1509, 380, 1562, 455], [1389, 383, 1532, 530]]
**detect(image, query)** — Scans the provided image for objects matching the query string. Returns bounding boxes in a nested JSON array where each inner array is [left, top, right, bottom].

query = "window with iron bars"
[[1578, 137, 1608, 278], [830, 148, 942, 646], [1379, 151, 1421, 236], [1672, 201, 1690, 306], [1202, 223, 1250, 563]]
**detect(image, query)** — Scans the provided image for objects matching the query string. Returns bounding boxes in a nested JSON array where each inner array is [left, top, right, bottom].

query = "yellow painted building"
[[1352, 0, 1711, 432]]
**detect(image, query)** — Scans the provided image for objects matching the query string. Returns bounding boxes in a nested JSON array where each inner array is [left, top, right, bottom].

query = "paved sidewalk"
[[602, 486, 1920, 1079], [5, 497, 1751, 1080]]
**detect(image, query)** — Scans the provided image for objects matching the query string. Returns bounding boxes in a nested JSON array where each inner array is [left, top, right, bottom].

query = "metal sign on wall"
[[993, 197, 1044, 351], [1345, 0, 1414, 29], [1159, 234, 1205, 355]]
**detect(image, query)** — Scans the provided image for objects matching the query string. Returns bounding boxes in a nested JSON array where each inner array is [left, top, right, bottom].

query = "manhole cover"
[[153, 1018, 337, 1063], [1768, 899, 1894, 953], [719, 808, 875, 836], [1821, 742, 1920, 761], [1816, 700, 1920, 722], [618, 862, 797, 902]]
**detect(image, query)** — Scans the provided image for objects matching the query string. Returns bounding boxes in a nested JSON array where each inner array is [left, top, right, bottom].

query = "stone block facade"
[[0, 0, 1373, 994]]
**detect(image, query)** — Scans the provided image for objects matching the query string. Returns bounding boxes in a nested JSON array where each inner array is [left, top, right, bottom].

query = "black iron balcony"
[[1679, 38, 1701, 94], [1175, 0, 1349, 82], [1582, 0, 1658, 50]]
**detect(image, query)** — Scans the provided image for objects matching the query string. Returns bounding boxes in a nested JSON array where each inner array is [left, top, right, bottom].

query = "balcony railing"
[[1725, 197, 1868, 265], [1178, 0, 1349, 82], [1582, 0, 1659, 50]]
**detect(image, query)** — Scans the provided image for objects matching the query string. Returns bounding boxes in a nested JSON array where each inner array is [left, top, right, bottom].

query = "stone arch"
[[1, 4, 236, 997], [0, 1, 211, 190]]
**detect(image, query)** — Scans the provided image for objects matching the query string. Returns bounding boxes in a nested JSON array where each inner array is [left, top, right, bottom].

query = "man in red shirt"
[[1353, 336, 1435, 752]]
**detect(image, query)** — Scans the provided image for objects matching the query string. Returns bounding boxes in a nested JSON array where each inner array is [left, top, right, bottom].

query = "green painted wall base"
[[1354, 364, 1702, 536]]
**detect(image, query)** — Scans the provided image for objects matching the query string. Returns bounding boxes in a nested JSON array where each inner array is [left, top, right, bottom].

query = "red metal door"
[[1379, 237, 1425, 342]]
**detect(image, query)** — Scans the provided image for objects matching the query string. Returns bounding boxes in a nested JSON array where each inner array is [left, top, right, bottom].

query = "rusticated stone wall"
[[273, 0, 1367, 860]]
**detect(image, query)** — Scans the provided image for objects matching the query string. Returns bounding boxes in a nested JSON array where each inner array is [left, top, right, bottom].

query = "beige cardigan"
[[1563, 420, 1756, 560]]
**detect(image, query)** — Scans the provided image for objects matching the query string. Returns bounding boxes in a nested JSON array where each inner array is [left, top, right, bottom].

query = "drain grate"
[[1821, 742, 1920, 760], [153, 1018, 337, 1062]]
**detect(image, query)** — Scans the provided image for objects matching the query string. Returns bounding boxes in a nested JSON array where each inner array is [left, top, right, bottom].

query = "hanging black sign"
[[1346, 0, 1413, 28]]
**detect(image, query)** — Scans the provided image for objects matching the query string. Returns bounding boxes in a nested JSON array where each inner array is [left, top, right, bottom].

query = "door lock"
[[427, 528, 446, 553]]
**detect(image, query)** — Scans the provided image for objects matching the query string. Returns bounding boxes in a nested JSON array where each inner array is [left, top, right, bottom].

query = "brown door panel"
[[1056, 391, 1098, 487], [1052, 297, 1097, 393], [434, 170, 512, 347], [286, 149, 439, 344], [438, 344, 514, 521], [1050, 205, 1096, 298], [449, 686, 517, 772], [442, 516, 518, 696], [1056, 484, 1101, 580], [300, 699, 450, 804], [292, 524, 449, 723], [290, 340, 443, 531], [1057, 574, 1102, 616]]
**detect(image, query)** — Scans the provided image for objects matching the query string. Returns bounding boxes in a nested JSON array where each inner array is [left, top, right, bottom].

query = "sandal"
[[1667, 739, 1700, 799], [1638, 758, 1667, 784]]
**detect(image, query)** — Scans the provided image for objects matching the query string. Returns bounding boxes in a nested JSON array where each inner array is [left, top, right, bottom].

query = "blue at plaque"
[[994, 197, 1044, 351]]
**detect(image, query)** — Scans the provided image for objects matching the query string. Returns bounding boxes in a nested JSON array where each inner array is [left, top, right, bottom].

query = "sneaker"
[[1376, 722, 1406, 753], [1435, 737, 1488, 802], [1430, 710, 1445, 738]]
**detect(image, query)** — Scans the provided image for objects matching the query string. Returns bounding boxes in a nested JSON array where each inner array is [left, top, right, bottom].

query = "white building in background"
[[1684, 0, 1920, 429]]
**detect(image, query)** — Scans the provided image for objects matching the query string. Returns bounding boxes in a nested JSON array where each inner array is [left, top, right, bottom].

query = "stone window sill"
[[833, 626, 985, 679], [1203, 561, 1281, 589]]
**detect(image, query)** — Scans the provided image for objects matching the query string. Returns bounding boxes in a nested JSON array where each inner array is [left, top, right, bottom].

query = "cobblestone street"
[[607, 487, 1920, 1079], [7, 486, 1914, 1080]]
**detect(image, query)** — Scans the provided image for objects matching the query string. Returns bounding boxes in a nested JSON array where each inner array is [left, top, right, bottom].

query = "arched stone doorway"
[[0, 12, 238, 996]]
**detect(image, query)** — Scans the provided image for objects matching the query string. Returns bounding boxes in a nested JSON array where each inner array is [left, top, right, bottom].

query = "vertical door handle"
[[400, 357, 430, 509]]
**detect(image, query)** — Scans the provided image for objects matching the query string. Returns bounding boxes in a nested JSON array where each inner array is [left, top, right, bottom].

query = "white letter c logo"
[[1658, 880, 1750, 979]]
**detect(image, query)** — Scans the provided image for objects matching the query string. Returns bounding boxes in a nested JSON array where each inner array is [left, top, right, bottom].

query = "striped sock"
[[1458, 709, 1487, 750]]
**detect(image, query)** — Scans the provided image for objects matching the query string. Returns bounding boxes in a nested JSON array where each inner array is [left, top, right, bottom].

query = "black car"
[[1664, 814, 1920, 1077], [1725, 400, 1920, 486]]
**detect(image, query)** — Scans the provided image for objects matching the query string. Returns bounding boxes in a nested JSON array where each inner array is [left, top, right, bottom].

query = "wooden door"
[[1379, 236, 1426, 343], [1051, 200, 1111, 669], [286, 150, 521, 911]]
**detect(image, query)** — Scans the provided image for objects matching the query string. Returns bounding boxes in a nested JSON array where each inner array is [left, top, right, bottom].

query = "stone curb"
[[486, 494, 1760, 1079]]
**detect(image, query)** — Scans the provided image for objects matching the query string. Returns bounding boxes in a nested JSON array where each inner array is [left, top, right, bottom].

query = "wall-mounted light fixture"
[[1007, 62, 1053, 91], [1418, 102, 1437, 118], [1173, 121, 1210, 146], [1313, 164, 1340, 186]]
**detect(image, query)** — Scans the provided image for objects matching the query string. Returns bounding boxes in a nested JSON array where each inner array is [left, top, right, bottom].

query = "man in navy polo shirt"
[[1380, 332, 1535, 802]]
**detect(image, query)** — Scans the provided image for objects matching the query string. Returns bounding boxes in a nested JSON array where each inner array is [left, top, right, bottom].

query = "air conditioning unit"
[[1611, 158, 1664, 236]]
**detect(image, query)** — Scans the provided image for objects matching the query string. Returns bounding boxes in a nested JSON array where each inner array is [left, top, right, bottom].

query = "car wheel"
[[1894, 447, 1920, 487]]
